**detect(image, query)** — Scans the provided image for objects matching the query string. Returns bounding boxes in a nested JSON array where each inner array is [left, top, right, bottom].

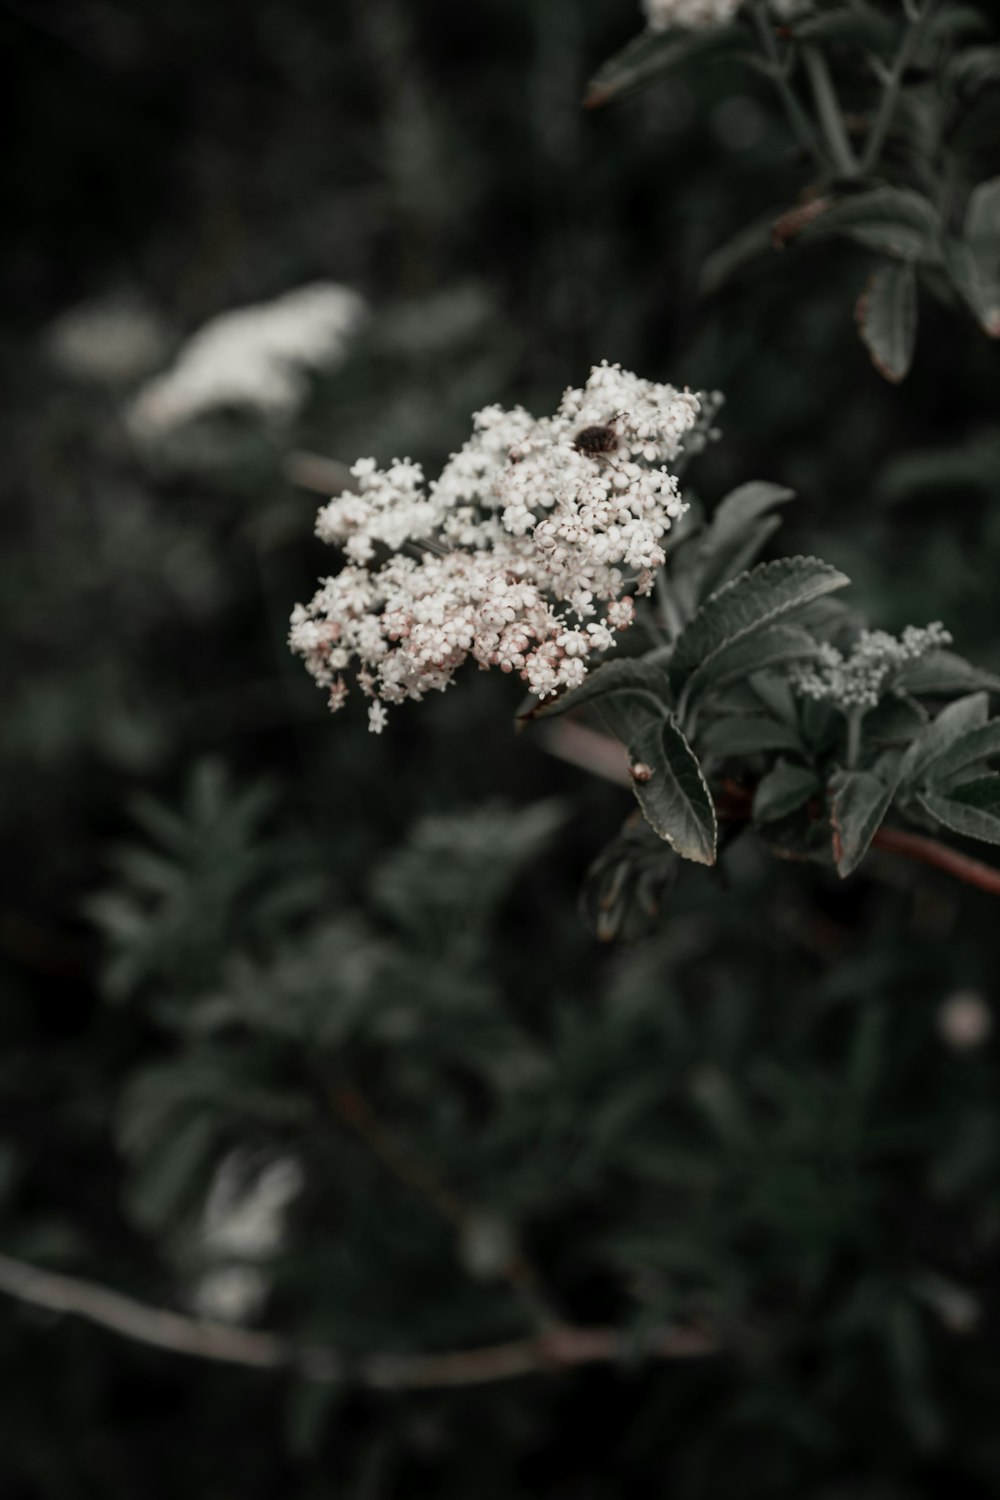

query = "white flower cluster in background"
[[290, 363, 702, 730], [791, 623, 952, 712], [128, 283, 366, 441], [641, 0, 803, 30], [189, 1151, 303, 1324]]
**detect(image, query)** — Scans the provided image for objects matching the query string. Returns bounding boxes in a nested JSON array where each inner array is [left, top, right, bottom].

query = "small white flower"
[[938, 990, 992, 1051], [291, 364, 703, 729], [791, 623, 952, 712]]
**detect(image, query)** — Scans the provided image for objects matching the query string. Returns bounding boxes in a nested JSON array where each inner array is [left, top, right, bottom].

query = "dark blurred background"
[[3, 1, 1000, 1496]]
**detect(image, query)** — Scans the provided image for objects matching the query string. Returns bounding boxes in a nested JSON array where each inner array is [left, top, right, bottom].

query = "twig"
[[749, 1, 829, 176], [859, 0, 939, 174], [0, 1251, 716, 1390], [537, 721, 1000, 899], [328, 1083, 559, 1330]]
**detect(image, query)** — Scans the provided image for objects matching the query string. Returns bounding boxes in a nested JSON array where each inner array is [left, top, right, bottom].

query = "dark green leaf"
[[918, 776, 1000, 846], [855, 261, 917, 383], [584, 22, 747, 108], [627, 716, 717, 865], [792, 7, 900, 54], [966, 176, 1000, 243], [753, 760, 820, 824], [699, 715, 803, 756], [899, 650, 1000, 698], [683, 624, 817, 711], [900, 692, 989, 786], [830, 769, 898, 878], [697, 481, 795, 599], [798, 189, 941, 264], [517, 657, 671, 725], [926, 720, 1000, 788], [670, 556, 849, 691], [945, 238, 1000, 338]]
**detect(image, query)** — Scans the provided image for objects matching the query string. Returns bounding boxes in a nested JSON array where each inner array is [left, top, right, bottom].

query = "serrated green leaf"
[[798, 188, 941, 264], [670, 556, 849, 690], [517, 657, 671, 726], [900, 692, 989, 786], [627, 716, 716, 865], [864, 694, 928, 747], [583, 22, 747, 108], [918, 776, 1000, 845], [699, 715, 803, 756], [926, 720, 1000, 788], [683, 624, 817, 712], [855, 261, 917, 383], [599, 689, 672, 745], [899, 650, 1000, 697], [753, 760, 820, 824], [830, 769, 897, 878]]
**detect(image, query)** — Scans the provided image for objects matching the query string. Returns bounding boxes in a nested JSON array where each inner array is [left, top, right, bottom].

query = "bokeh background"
[[3, 1, 1000, 1495]]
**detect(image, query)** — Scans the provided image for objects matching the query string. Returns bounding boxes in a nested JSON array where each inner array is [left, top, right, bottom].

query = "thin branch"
[[870, 826, 1000, 898], [749, 1, 829, 176], [0, 1252, 716, 1390], [860, 0, 939, 174]]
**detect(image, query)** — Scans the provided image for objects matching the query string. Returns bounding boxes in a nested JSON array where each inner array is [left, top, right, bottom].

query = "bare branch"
[[0, 1251, 715, 1390]]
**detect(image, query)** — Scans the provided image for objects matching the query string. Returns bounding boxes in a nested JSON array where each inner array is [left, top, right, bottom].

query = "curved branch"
[[871, 826, 1000, 897], [0, 1251, 716, 1390]]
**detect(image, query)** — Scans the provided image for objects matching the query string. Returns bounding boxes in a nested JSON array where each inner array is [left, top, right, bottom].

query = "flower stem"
[[846, 709, 864, 768]]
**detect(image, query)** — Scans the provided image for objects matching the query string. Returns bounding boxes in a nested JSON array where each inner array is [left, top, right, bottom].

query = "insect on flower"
[[572, 410, 628, 459]]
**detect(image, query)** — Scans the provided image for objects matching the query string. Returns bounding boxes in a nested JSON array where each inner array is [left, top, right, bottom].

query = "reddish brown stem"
[[871, 826, 1000, 897]]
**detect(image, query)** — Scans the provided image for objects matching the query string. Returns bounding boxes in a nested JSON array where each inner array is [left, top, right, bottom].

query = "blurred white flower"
[[642, 0, 805, 29], [128, 283, 366, 442], [290, 362, 704, 729], [44, 294, 169, 386], [937, 990, 992, 1052], [190, 1150, 303, 1324]]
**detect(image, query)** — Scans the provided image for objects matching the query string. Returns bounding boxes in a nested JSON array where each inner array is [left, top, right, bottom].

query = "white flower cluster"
[[792, 623, 952, 712], [190, 1151, 303, 1324], [128, 283, 366, 440], [290, 363, 702, 730], [641, 0, 803, 30]]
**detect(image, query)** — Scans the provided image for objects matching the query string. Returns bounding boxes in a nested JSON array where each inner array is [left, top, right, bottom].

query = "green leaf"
[[669, 556, 850, 691], [830, 769, 897, 878], [517, 657, 671, 725], [583, 22, 747, 108], [698, 481, 795, 598], [900, 692, 990, 787], [627, 716, 717, 865], [699, 714, 803, 756], [753, 760, 820, 825], [926, 720, 1000, 788], [791, 6, 901, 53], [966, 176, 1000, 243], [798, 189, 941, 264], [899, 650, 1000, 698], [945, 238, 1000, 338], [683, 624, 818, 711], [864, 694, 928, 747], [918, 776, 1000, 845], [855, 261, 917, 383]]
